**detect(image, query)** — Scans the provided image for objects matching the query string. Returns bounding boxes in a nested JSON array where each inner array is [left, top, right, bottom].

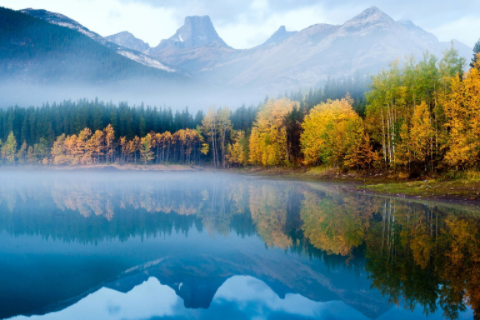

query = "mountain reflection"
[[0, 171, 478, 320]]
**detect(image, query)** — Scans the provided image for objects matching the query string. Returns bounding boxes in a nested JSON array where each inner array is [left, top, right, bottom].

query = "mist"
[[0, 80, 273, 112]]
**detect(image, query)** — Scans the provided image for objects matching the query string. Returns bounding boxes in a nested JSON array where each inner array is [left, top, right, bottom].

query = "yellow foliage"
[[227, 130, 247, 166], [442, 65, 480, 169], [248, 98, 297, 166], [301, 97, 363, 167]]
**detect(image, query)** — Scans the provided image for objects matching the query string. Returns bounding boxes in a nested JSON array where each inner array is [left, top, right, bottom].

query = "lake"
[[0, 171, 477, 320]]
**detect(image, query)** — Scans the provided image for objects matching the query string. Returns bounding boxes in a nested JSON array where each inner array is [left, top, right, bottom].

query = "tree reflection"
[[300, 189, 378, 256], [0, 174, 479, 318], [365, 201, 480, 319]]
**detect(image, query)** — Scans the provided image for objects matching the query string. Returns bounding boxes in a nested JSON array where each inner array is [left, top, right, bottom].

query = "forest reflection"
[[0, 172, 479, 319]]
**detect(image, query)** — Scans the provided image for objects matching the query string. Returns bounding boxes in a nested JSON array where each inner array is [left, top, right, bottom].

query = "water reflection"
[[0, 171, 478, 320]]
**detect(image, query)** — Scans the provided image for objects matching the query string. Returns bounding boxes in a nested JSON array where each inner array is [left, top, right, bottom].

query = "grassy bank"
[[235, 166, 480, 206], [359, 179, 480, 202]]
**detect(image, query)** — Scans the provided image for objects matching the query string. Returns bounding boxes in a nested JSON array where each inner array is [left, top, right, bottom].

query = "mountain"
[[397, 19, 438, 44], [2, 6, 474, 104], [149, 15, 234, 74], [398, 19, 472, 61], [0, 7, 186, 84], [153, 16, 229, 51], [106, 31, 150, 53], [1, 250, 392, 320], [259, 26, 297, 47], [19, 8, 176, 72], [149, 7, 472, 93]]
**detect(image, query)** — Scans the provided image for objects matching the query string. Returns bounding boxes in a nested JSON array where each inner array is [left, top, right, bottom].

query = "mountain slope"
[[20, 8, 176, 73], [398, 19, 472, 61], [106, 31, 150, 53], [259, 26, 297, 47], [0, 7, 185, 83]]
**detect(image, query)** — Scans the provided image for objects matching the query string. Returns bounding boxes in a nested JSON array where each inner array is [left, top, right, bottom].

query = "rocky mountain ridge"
[[154, 15, 229, 51], [7, 6, 474, 99], [148, 6, 472, 92], [259, 26, 297, 48], [20, 8, 177, 73], [106, 31, 150, 53]]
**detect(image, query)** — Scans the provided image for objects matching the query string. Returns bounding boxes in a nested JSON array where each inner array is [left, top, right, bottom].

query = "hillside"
[[19, 8, 178, 73]]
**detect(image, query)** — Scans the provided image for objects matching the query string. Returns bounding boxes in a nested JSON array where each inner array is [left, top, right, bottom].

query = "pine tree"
[[471, 39, 480, 68]]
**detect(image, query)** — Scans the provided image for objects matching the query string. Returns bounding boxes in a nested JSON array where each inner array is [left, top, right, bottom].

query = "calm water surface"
[[0, 171, 478, 320]]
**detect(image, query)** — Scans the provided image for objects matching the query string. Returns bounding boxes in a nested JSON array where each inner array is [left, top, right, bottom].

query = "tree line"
[[2, 45, 478, 172], [0, 71, 364, 166], [0, 99, 206, 145], [229, 46, 480, 173]]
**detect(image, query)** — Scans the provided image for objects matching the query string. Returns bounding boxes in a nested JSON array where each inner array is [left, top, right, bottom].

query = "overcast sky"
[[3, 0, 480, 49]]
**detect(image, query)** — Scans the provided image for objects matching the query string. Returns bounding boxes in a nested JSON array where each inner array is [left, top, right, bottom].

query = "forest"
[[1, 46, 479, 174]]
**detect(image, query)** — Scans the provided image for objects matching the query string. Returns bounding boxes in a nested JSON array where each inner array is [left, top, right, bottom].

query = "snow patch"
[[118, 51, 176, 72], [54, 22, 99, 40]]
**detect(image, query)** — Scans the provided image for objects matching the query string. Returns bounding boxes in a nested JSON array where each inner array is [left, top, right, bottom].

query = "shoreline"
[[230, 167, 480, 208], [1, 165, 479, 208], [0, 164, 211, 172]]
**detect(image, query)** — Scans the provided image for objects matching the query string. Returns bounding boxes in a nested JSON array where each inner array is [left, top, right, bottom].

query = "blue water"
[[0, 171, 476, 320]]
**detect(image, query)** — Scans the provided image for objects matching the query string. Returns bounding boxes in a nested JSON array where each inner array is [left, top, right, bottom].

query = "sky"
[[3, 0, 480, 49]]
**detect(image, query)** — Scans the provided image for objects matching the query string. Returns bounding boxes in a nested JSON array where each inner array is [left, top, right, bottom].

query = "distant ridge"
[[259, 26, 297, 47], [148, 6, 472, 92], [20, 8, 177, 73], [106, 31, 150, 53], [2, 6, 474, 98], [0, 7, 184, 84]]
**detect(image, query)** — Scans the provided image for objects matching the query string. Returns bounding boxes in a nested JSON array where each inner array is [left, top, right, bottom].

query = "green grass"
[[360, 179, 480, 201]]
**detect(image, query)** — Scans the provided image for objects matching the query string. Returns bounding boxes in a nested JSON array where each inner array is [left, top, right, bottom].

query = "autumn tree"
[[301, 96, 363, 168], [344, 133, 380, 170], [227, 130, 248, 166], [104, 124, 115, 163], [410, 102, 435, 170], [16, 141, 28, 164], [248, 98, 296, 166], [51, 134, 67, 165], [1, 131, 17, 164], [87, 130, 105, 164], [217, 107, 232, 168], [442, 60, 480, 169], [201, 107, 219, 167], [140, 133, 154, 164]]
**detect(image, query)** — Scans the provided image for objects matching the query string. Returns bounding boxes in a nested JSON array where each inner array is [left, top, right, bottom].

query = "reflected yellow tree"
[[248, 183, 293, 249], [300, 189, 377, 256]]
